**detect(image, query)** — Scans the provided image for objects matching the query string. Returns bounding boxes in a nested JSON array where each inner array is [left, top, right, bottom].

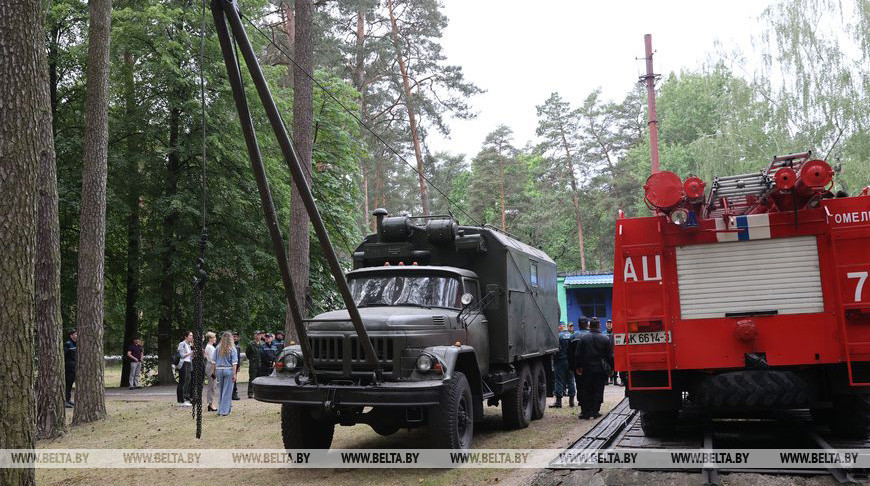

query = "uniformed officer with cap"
[[550, 323, 576, 408], [572, 317, 613, 419], [245, 330, 264, 397], [257, 333, 278, 378]]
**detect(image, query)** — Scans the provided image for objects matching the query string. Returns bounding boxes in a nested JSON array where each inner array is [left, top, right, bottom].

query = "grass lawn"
[[37, 387, 622, 486]]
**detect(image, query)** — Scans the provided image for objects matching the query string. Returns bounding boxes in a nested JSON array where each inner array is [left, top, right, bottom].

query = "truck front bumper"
[[252, 376, 444, 407]]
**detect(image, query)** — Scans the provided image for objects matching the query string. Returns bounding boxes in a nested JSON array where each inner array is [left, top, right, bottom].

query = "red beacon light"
[[683, 176, 705, 201]]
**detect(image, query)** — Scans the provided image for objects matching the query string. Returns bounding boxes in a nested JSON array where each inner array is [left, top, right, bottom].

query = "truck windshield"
[[349, 274, 462, 309]]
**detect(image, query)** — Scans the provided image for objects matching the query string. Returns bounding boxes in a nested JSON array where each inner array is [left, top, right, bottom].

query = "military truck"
[[253, 209, 559, 449]]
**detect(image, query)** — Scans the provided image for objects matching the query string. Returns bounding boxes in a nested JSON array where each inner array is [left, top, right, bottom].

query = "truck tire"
[[281, 404, 335, 449], [371, 423, 400, 437], [531, 360, 547, 420], [696, 370, 809, 409], [429, 372, 474, 449], [640, 410, 679, 437], [502, 363, 533, 429], [829, 394, 870, 439]]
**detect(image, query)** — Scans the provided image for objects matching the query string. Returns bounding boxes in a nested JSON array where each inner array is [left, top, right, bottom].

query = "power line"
[[240, 13, 481, 227]]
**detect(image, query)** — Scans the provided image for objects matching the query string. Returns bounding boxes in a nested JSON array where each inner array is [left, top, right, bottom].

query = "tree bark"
[[499, 159, 506, 231], [285, 0, 314, 343], [157, 105, 181, 384], [0, 1, 44, 483], [35, 27, 66, 440], [353, 6, 371, 229], [559, 128, 587, 272], [120, 50, 141, 387], [281, 0, 295, 90], [72, 0, 112, 425], [387, 0, 430, 215]]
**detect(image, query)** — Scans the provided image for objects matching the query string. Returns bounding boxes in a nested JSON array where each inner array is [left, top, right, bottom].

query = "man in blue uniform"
[[64, 330, 77, 408], [257, 333, 278, 377], [550, 323, 576, 408]]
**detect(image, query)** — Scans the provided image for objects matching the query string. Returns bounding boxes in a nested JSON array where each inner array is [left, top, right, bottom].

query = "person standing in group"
[[258, 333, 278, 377], [231, 331, 242, 400], [573, 318, 613, 419], [569, 320, 588, 408], [550, 323, 576, 408], [203, 332, 218, 412], [211, 331, 239, 416], [176, 331, 194, 406], [605, 320, 618, 385], [273, 331, 285, 349], [63, 330, 77, 408], [245, 330, 263, 398], [126, 337, 144, 390]]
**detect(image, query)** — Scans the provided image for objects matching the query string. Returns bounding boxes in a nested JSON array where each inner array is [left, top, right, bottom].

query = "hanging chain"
[[191, 0, 209, 439]]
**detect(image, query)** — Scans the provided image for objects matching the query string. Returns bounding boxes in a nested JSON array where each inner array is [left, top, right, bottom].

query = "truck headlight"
[[670, 208, 689, 225], [283, 352, 299, 370], [416, 354, 434, 372]]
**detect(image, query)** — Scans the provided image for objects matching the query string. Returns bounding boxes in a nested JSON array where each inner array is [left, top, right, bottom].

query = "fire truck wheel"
[[696, 370, 809, 409], [829, 395, 870, 439], [502, 363, 533, 429], [640, 410, 679, 437], [281, 404, 335, 449], [531, 360, 547, 421], [429, 371, 474, 449]]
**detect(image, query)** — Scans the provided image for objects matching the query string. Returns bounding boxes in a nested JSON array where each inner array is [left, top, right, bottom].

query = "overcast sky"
[[428, 0, 775, 159]]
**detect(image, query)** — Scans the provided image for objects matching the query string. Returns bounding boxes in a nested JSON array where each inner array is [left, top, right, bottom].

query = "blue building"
[[557, 272, 613, 332]]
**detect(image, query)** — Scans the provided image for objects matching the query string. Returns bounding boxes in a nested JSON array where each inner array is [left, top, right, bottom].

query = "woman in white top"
[[203, 332, 218, 412], [176, 331, 194, 406]]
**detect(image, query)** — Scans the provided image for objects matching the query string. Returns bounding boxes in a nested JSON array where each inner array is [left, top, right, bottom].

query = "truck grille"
[[308, 336, 396, 368]]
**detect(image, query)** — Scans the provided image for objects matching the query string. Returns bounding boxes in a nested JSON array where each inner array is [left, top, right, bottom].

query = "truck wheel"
[[502, 363, 533, 429], [281, 404, 335, 449], [531, 360, 547, 420], [640, 410, 679, 437], [829, 395, 870, 439], [696, 370, 809, 409], [429, 372, 474, 449]]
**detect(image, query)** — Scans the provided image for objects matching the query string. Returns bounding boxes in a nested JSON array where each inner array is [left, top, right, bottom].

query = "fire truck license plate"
[[614, 331, 671, 345]]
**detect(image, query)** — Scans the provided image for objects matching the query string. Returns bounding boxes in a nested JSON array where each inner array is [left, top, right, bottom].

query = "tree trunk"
[[120, 50, 141, 388], [281, 0, 294, 90], [285, 0, 314, 343], [157, 105, 181, 384], [558, 128, 587, 272], [72, 0, 112, 425], [387, 0, 430, 216], [35, 32, 66, 440], [0, 1, 45, 483], [499, 159, 506, 231], [353, 6, 371, 229]]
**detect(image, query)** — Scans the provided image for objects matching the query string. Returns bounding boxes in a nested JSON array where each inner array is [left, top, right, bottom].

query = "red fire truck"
[[613, 151, 870, 437]]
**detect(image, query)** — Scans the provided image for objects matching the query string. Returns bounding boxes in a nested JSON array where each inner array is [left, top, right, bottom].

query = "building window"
[[579, 291, 607, 320], [530, 262, 538, 287]]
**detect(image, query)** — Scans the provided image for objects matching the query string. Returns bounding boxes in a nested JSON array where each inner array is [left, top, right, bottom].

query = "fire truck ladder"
[[705, 170, 771, 218]]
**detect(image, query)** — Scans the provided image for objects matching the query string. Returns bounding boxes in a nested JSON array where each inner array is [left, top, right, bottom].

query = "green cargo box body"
[[353, 219, 559, 365]]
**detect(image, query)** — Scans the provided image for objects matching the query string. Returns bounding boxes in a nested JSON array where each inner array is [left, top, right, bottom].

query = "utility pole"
[[641, 34, 660, 174]]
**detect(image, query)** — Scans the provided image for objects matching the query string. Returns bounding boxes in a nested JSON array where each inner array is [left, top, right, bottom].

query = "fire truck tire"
[[281, 404, 335, 449], [696, 370, 809, 409], [531, 360, 547, 421], [829, 394, 870, 439], [502, 363, 533, 429], [428, 371, 474, 449], [640, 410, 679, 437]]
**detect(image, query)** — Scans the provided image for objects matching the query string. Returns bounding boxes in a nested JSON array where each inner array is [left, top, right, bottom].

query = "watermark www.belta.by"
[[2, 448, 870, 469]]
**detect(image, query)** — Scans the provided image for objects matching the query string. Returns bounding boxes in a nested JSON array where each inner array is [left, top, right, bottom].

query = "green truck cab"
[[253, 210, 559, 449]]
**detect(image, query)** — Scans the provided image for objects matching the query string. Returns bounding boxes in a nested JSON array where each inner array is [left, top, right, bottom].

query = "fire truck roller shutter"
[[676, 236, 824, 319]]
